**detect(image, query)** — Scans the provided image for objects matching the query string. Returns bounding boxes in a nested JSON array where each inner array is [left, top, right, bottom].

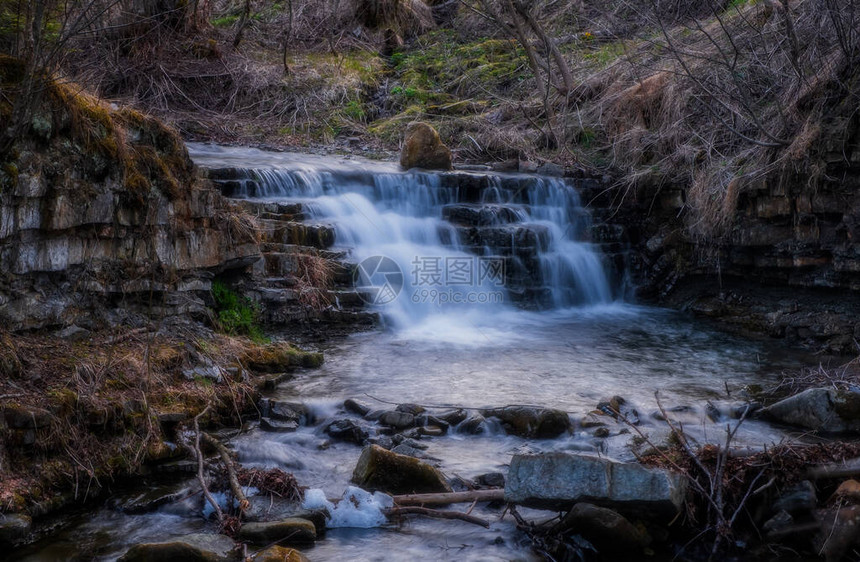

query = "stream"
[[10, 146, 816, 561]]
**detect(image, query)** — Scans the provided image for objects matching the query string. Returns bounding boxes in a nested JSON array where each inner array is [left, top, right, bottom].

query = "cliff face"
[[0, 60, 259, 331], [625, 95, 860, 353]]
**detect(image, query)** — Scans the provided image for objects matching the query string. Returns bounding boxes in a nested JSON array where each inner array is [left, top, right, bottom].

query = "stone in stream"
[[396, 403, 426, 416], [457, 414, 487, 434], [237, 518, 317, 545], [244, 496, 327, 533], [0, 513, 31, 545], [505, 453, 686, 516], [254, 546, 309, 562], [263, 400, 312, 425], [436, 409, 468, 426], [378, 410, 415, 429], [760, 388, 860, 433], [324, 419, 369, 445], [560, 503, 650, 554], [118, 533, 240, 562], [772, 480, 816, 514], [343, 398, 370, 416], [476, 472, 506, 488], [399, 122, 452, 171], [481, 406, 571, 438], [596, 396, 640, 425], [351, 444, 452, 495], [260, 417, 299, 433]]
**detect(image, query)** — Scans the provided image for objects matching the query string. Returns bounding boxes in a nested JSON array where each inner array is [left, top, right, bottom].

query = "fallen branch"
[[191, 406, 223, 523], [385, 506, 490, 528], [203, 433, 249, 513], [809, 457, 860, 480], [392, 489, 504, 506]]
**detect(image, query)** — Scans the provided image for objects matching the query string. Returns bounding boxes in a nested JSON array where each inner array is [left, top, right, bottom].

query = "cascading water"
[[191, 144, 615, 332]]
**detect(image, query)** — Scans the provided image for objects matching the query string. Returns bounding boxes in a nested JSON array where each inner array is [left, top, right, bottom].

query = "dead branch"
[[202, 433, 249, 513], [191, 405, 223, 523], [392, 489, 504, 506], [385, 506, 490, 528]]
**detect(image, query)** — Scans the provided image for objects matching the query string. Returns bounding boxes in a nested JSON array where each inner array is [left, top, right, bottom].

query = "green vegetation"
[[211, 14, 240, 27], [211, 280, 267, 343]]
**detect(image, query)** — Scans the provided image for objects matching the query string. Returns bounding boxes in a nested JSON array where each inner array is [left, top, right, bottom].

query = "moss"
[[0, 161, 18, 192], [211, 280, 267, 342]]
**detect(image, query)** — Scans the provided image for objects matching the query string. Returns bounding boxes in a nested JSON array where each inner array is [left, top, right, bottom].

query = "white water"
[[189, 144, 614, 336]]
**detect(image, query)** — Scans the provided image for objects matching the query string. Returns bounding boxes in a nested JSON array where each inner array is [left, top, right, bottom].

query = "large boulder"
[[761, 388, 860, 433], [504, 453, 686, 516], [237, 518, 316, 545], [481, 406, 571, 438], [400, 122, 452, 171], [118, 533, 240, 562], [351, 444, 452, 495]]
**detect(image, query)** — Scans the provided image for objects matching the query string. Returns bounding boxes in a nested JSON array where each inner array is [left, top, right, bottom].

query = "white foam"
[[303, 486, 394, 528]]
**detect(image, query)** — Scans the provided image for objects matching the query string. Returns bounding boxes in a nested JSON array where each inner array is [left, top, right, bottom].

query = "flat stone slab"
[[118, 533, 239, 562], [504, 452, 686, 516]]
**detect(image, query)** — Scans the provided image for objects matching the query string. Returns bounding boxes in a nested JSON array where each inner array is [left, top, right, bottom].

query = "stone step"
[[257, 220, 336, 249], [442, 204, 529, 226], [232, 199, 304, 220]]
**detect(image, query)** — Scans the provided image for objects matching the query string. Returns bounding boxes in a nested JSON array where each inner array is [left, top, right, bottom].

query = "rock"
[[396, 403, 425, 416], [324, 419, 369, 445], [265, 400, 311, 425], [476, 472, 505, 488], [705, 401, 721, 422], [55, 324, 91, 341], [399, 122, 452, 171], [763, 510, 793, 535], [437, 409, 468, 426], [253, 546, 309, 562], [392, 437, 428, 450], [417, 425, 445, 437], [835, 479, 860, 503], [457, 414, 487, 434], [0, 513, 31, 545], [351, 444, 452, 495], [243, 497, 326, 533], [391, 444, 428, 458], [415, 414, 450, 431], [378, 410, 415, 429], [773, 480, 816, 514], [596, 396, 639, 425], [367, 435, 394, 449], [481, 406, 571, 438], [819, 505, 860, 562], [364, 409, 385, 421], [594, 427, 610, 438], [505, 453, 686, 515], [260, 417, 299, 432], [118, 482, 193, 515], [237, 518, 316, 545], [3, 405, 52, 429], [536, 162, 564, 177], [344, 398, 370, 416], [579, 412, 608, 428], [118, 533, 239, 562], [561, 503, 650, 554], [761, 388, 860, 433]]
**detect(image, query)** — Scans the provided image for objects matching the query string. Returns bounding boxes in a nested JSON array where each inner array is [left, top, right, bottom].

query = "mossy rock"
[[400, 122, 452, 171], [118, 533, 240, 562], [254, 546, 309, 562], [237, 518, 316, 545], [351, 444, 452, 495], [244, 343, 323, 372]]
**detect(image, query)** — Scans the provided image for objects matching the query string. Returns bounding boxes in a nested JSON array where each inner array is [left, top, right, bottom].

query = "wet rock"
[[437, 409, 468, 426], [596, 396, 639, 425], [254, 546, 309, 562], [579, 412, 608, 428], [561, 503, 650, 554], [324, 419, 369, 445], [344, 399, 370, 416], [260, 418, 299, 433], [417, 425, 445, 437], [265, 400, 311, 425], [457, 414, 487, 434], [761, 388, 860, 433], [594, 427, 610, 438], [364, 409, 385, 421], [505, 453, 686, 515], [415, 414, 450, 431], [56, 324, 91, 341], [244, 497, 326, 533], [117, 482, 193, 515], [0, 513, 31, 545], [476, 473, 505, 488], [392, 436, 429, 450], [118, 533, 240, 562], [705, 401, 721, 422], [773, 480, 816, 514], [367, 435, 394, 450], [400, 122, 452, 171], [351, 444, 452, 495], [378, 410, 415, 429], [391, 444, 428, 458], [237, 518, 316, 545], [396, 403, 425, 416], [481, 406, 571, 438]]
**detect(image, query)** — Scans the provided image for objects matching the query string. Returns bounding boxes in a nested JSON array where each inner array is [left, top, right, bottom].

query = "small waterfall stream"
[[193, 144, 615, 331]]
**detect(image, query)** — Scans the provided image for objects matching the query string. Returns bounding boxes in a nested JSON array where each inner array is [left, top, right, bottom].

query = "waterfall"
[[190, 145, 616, 330]]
